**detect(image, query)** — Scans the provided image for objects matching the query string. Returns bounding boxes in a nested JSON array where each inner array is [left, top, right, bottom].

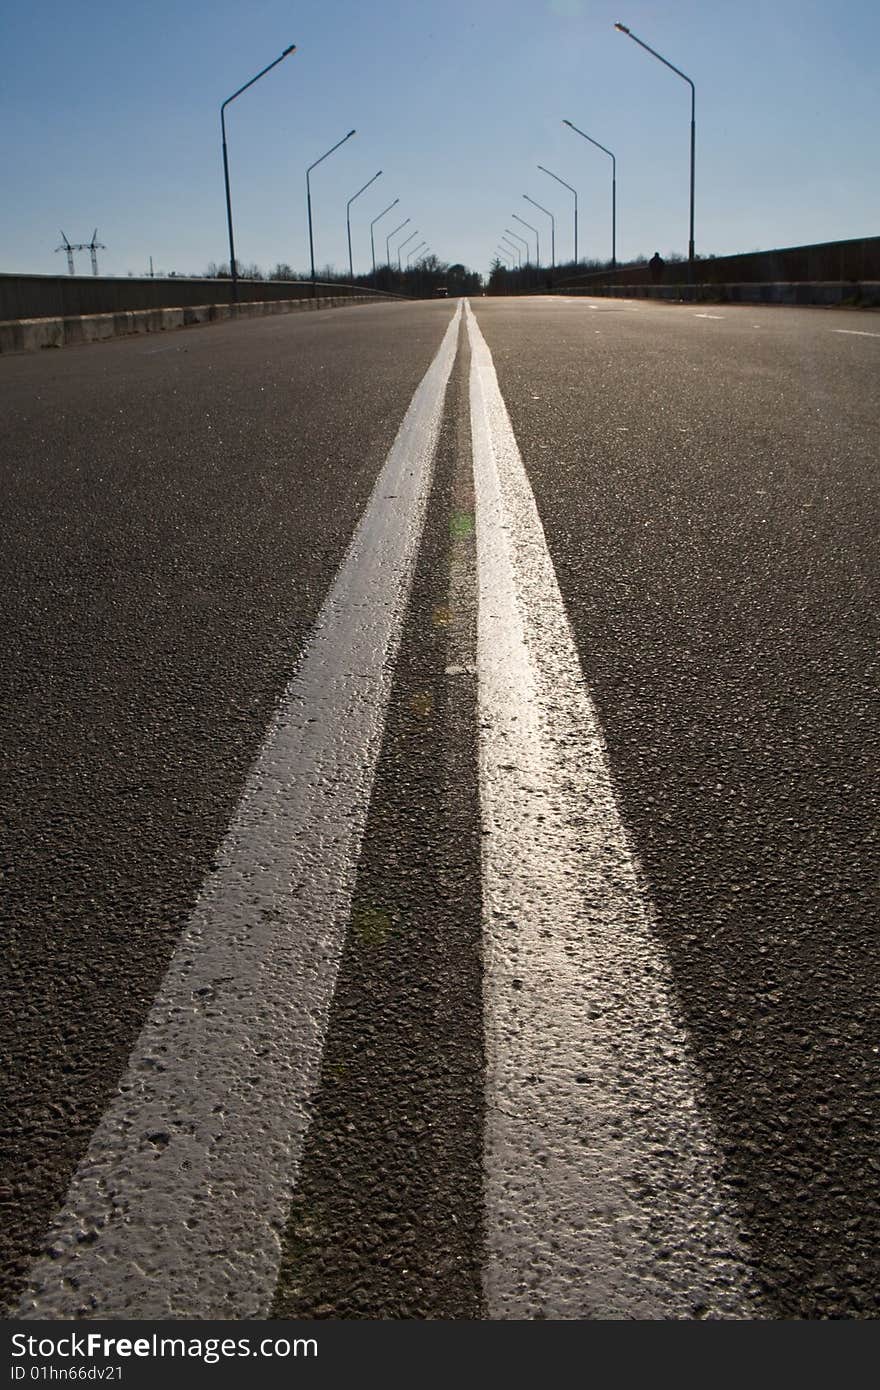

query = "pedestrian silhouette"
[[649, 251, 665, 284]]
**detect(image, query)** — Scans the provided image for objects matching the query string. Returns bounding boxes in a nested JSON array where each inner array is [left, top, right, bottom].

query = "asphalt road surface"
[[1, 294, 877, 1320]]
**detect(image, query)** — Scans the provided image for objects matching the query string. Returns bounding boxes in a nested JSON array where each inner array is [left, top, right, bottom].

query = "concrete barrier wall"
[[0, 292, 396, 356], [555, 235, 880, 292], [0, 273, 392, 322], [560, 281, 880, 307]]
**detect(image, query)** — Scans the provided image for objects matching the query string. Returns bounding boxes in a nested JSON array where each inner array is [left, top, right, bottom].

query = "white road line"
[[465, 299, 755, 1319], [831, 328, 880, 338], [694, 313, 725, 319], [19, 302, 464, 1321]]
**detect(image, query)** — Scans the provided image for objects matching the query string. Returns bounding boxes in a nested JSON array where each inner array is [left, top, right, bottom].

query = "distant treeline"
[[204, 256, 484, 297]]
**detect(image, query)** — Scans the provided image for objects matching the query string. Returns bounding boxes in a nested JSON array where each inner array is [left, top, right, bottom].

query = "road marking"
[[465, 298, 755, 1319], [19, 302, 464, 1321], [695, 313, 725, 319], [831, 328, 880, 338]]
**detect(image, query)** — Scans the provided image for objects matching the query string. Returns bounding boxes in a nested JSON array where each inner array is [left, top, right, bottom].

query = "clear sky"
[[2, 1, 878, 278]]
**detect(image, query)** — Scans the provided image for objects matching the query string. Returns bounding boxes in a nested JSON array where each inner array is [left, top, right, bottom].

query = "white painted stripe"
[[831, 328, 880, 338], [695, 313, 725, 319], [465, 299, 755, 1319], [19, 302, 464, 1321]]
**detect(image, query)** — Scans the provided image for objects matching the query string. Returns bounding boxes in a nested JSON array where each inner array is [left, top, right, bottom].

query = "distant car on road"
[[433, 285, 448, 297]]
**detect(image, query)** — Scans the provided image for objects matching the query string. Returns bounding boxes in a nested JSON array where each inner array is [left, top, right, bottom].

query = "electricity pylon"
[[86, 229, 106, 276], [54, 228, 106, 276], [55, 232, 76, 276]]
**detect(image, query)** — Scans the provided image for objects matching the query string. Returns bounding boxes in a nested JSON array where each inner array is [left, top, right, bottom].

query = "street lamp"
[[495, 248, 513, 267], [501, 236, 521, 268], [346, 170, 382, 280], [370, 198, 399, 276], [221, 44, 296, 301], [614, 21, 695, 270], [505, 228, 529, 265], [562, 120, 617, 268], [397, 228, 419, 269], [406, 240, 427, 266], [307, 129, 356, 297], [523, 195, 555, 269], [512, 212, 539, 268], [537, 165, 578, 265], [386, 217, 410, 267]]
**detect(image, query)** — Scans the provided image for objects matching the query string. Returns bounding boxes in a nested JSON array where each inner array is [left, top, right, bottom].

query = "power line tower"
[[54, 228, 107, 276], [85, 229, 106, 276], [55, 231, 76, 276]]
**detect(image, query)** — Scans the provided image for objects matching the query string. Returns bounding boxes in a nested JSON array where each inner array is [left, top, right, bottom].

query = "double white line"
[[19, 301, 753, 1320]]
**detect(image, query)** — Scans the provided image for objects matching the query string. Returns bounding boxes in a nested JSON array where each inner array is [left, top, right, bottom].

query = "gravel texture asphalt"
[[0, 302, 457, 1309], [474, 296, 879, 1317], [0, 295, 877, 1318]]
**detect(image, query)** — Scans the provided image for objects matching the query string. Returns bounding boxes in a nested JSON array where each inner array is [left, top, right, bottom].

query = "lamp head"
[[282, 44, 297, 55], [614, 22, 630, 33]]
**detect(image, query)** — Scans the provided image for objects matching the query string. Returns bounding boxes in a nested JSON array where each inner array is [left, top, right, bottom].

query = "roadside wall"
[[556, 235, 880, 291], [0, 292, 397, 356], [560, 281, 880, 307], [0, 274, 390, 322]]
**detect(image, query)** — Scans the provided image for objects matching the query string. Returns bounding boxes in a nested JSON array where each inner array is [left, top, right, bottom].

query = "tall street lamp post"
[[406, 240, 427, 266], [614, 21, 695, 271], [346, 170, 382, 280], [501, 236, 521, 268], [370, 198, 399, 276], [221, 44, 296, 301], [562, 120, 617, 268], [386, 217, 410, 267], [523, 195, 555, 269], [537, 165, 578, 265], [512, 212, 540, 268], [397, 228, 419, 269], [307, 129, 356, 298], [505, 228, 530, 265]]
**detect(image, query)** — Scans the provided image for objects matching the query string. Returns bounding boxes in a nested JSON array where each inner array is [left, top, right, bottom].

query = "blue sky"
[[2, 1, 878, 278]]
